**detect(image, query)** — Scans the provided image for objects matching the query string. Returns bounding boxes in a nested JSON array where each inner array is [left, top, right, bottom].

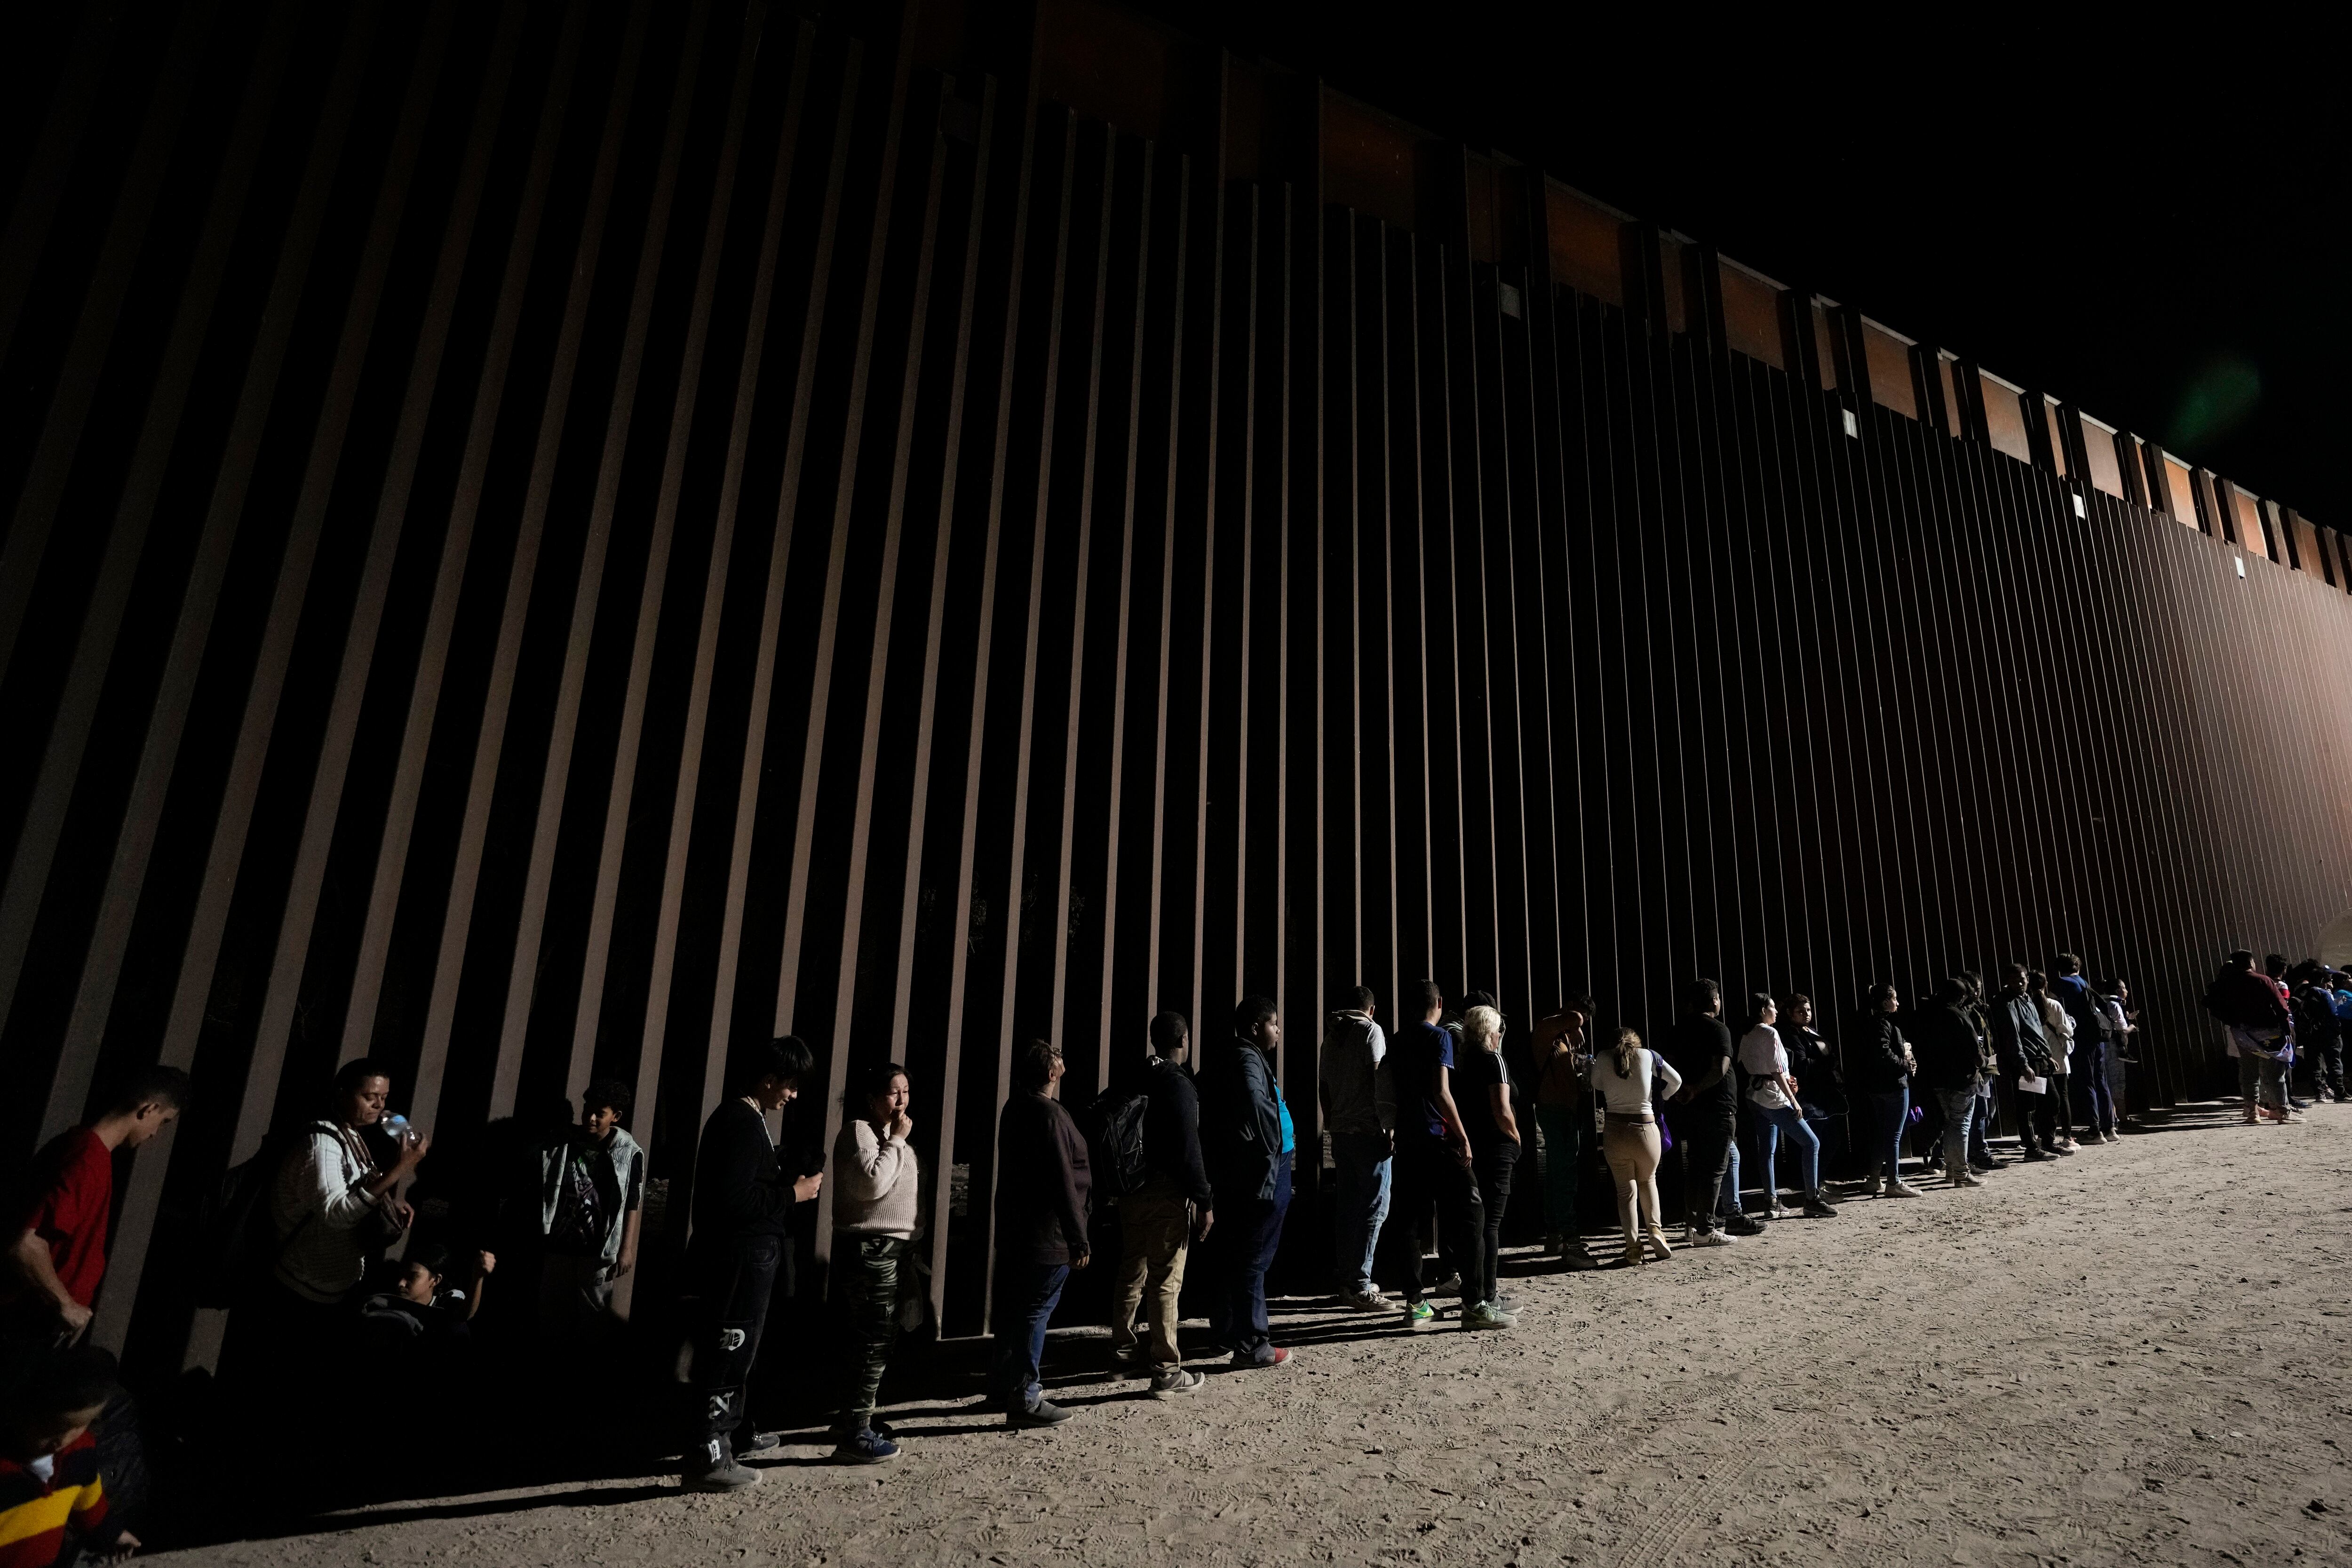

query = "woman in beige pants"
[[1590, 1027, 1681, 1265]]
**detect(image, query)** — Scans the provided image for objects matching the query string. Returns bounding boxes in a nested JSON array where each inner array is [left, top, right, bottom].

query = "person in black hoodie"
[[1108, 1013, 1213, 1398], [990, 1039, 1093, 1426], [681, 1035, 822, 1493], [1200, 997, 1293, 1369], [1909, 980, 1988, 1189], [1847, 983, 1921, 1196]]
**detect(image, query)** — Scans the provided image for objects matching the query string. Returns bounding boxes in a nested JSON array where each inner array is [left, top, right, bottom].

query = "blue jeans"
[[988, 1261, 1071, 1412], [2075, 1040, 2116, 1132], [1329, 1132, 1391, 1295], [1866, 1087, 1909, 1182], [1755, 1103, 1820, 1198], [1210, 1159, 1291, 1357], [1933, 1087, 1979, 1170], [1719, 1138, 1743, 1218]]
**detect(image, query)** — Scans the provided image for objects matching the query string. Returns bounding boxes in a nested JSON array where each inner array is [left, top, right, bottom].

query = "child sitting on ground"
[[0, 1342, 138, 1566], [358, 1242, 495, 1347]]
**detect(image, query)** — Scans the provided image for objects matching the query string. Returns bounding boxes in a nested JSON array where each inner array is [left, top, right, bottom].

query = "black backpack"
[[1082, 1087, 1152, 1200]]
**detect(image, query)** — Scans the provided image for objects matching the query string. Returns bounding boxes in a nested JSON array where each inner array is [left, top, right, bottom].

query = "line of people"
[[4, 944, 2331, 1542]]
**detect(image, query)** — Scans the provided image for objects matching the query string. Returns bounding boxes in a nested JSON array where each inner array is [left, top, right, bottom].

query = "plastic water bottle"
[[383, 1114, 419, 1150]]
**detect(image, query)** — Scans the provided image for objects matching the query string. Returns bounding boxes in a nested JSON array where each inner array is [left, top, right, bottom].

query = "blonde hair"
[[1463, 1004, 1503, 1052], [1612, 1026, 1642, 1079]]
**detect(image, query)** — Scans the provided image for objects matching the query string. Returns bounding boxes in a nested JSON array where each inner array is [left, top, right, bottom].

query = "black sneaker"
[[734, 1429, 780, 1457], [1801, 1195, 1839, 1218], [1559, 1245, 1601, 1272], [1006, 1399, 1072, 1429], [2021, 1148, 2054, 1162], [1723, 1213, 1764, 1236]]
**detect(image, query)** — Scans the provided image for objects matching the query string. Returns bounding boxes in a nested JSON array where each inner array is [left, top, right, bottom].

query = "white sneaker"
[[1765, 1202, 1796, 1219], [1949, 1168, 1984, 1187], [1430, 1273, 1463, 1298], [1886, 1180, 1924, 1197], [2100, 1131, 2120, 1144], [1686, 1229, 1732, 1247]]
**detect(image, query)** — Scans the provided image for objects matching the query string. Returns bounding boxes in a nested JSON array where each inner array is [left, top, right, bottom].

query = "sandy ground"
[[157, 1102, 2352, 1568]]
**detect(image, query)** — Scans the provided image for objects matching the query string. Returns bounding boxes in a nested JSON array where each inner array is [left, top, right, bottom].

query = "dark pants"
[[219, 1276, 354, 1399], [1471, 1139, 1518, 1306], [1388, 1134, 1485, 1305], [2074, 1041, 2116, 1134], [1534, 1105, 1582, 1238], [688, 1234, 781, 1459], [989, 1260, 1072, 1412], [1678, 1117, 1737, 1234], [1209, 1158, 1291, 1357], [835, 1234, 906, 1431], [2016, 1088, 2054, 1154], [2310, 1033, 2348, 1098]]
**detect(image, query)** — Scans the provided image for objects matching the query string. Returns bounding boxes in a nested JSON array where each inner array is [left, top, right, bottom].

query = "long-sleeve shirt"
[[1590, 1047, 1680, 1114], [1142, 1056, 1213, 1206], [0, 1433, 125, 1568], [1988, 990, 2051, 1075], [1200, 1036, 1284, 1202], [691, 1099, 799, 1245], [833, 1119, 919, 1239], [993, 1091, 1091, 1265], [272, 1121, 388, 1304], [1318, 1011, 1392, 1136], [1909, 1002, 1983, 1091], [2034, 995, 2074, 1068], [1846, 1013, 1911, 1093]]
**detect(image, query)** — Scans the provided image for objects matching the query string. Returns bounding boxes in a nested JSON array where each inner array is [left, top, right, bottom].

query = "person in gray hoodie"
[[828, 1060, 919, 1464], [1319, 987, 1395, 1311]]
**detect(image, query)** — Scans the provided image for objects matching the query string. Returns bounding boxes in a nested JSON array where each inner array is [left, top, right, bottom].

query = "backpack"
[[1082, 1087, 1152, 1200], [191, 1131, 306, 1308]]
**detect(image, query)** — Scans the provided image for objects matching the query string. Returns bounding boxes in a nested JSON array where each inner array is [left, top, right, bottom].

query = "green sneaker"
[[1406, 1300, 1436, 1326], [1461, 1301, 1514, 1331]]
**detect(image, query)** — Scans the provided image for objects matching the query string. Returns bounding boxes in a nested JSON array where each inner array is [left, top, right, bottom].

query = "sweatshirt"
[[1142, 1056, 1213, 1206], [833, 1119, 920, 1239], [993, 1091, 1091, 1265], [1318, 1011, 1392, 1137], [691, 1098, 799, 1245]]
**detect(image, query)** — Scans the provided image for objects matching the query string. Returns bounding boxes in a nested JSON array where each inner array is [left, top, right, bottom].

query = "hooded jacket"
[[1318, 1010, 1393, 1139], [1200, 1034, 1285, 1203], [1908, 996, 1985, 1092]]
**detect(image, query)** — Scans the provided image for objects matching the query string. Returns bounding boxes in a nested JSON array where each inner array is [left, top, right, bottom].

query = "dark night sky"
[[1137, 5, 2349, 525]]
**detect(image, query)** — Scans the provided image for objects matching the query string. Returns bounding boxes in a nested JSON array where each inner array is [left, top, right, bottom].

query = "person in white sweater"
[[1589, 1027, 1680, 1265], [830, 1060, 920, 1464]]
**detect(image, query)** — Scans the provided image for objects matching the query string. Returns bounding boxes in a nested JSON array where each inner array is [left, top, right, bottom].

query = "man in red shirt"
[[3, 1068, 190, 1344]]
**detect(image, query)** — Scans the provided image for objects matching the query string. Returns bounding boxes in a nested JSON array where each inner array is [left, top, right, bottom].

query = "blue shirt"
[[1391, 1021, 1456, 1141], [1277, 1096, 1295, 1155]]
